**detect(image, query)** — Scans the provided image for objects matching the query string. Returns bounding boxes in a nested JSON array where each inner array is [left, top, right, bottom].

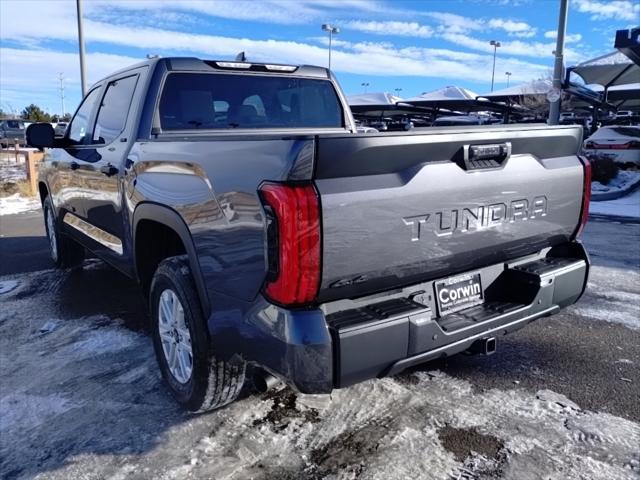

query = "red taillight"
[[587, 140, 640, 150], [574, 156, 591, 238], [259, 182, 321, 306]]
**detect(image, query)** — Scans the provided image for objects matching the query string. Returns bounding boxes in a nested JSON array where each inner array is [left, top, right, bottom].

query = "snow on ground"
[[0, 159, 40, 215], [0, 280, 19, 294], [589, 188, 640, 219], [0, 159, 27, 183], [1, 260, 639, 480], [568, 264, 640, 331], [0, 193, 41, 215], [591, 170, 640, 194]]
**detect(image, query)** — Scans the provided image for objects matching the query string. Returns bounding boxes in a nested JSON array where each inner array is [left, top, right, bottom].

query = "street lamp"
[[489, 40, 501, 92], [394, 88, 402, 97], [76, 0, 87, 97], [321, 24, 340, 70], [361, 82, 370, 92], [505, 71, 512, 87]]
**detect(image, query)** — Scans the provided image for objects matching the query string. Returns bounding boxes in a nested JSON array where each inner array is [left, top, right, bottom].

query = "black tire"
[[150, 255, 246, 412], [43, 196, 85, 269]]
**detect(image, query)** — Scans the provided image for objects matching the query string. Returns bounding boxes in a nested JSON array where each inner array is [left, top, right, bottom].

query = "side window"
[[68, 87, 102, 144], [93, 75, 138, 145]]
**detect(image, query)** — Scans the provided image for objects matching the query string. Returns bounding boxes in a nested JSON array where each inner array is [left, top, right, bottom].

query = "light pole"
[[76, 0, 87, 97], [548, 0, 569, 125], [489, 40, 501, 92], [321, 24, 340, 71], [361, 82, 370, 93], [505, 71, 512, 87], [394, 88, 402, 97], [58, 72, 65, 117]]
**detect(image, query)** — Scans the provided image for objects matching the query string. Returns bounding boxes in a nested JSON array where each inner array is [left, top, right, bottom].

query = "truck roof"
[[90, 57, 331, 90]]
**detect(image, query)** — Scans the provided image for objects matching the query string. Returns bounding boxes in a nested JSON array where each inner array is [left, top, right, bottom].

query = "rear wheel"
[[43, 196, 85, 269], [150, 256, 246, 412]]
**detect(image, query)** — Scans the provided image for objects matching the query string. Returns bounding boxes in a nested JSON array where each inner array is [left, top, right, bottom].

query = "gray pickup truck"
[[26, 57, 591, 412]]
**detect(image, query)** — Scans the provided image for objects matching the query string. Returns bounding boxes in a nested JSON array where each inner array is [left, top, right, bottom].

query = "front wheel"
[[43, 197, 85, 269], [150, 256, 246, 412]]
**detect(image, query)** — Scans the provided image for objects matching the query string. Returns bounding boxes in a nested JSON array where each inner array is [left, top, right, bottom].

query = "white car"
[[54, 122, 68, 136], [583, 126, 640, 166], [614, 110, 634, 119]]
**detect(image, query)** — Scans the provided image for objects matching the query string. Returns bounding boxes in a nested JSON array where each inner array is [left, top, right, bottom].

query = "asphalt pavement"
[[0, 210, 638, 419]]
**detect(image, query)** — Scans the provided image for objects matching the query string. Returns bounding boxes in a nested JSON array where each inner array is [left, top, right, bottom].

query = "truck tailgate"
[[314, 125, 585, 302]]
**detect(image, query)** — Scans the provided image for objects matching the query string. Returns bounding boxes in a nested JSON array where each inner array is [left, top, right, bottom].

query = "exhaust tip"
[[253, 371, 280, 393]]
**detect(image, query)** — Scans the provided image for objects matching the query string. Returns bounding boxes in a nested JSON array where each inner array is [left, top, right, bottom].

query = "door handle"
[[100, 163, 119, 177], [70, 161, 80, 170]]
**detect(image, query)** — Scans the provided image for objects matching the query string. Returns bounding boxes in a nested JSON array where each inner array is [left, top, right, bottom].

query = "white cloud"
[[423, 12, 537, 38], [487, 19, 536, 38], [544, 30, 583, 43], [572, 0, 640, 21], [345, 20, 434, 38], [424, 12, 484, 33], [441, 33, 583, 61], [0, 48, 140, 113], [0, 0, 563, 109]]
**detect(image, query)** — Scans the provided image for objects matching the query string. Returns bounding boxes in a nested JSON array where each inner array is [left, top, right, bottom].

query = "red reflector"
[[574, 156, 591, 238], [590, 141, 638, 150], [259, 183, 320, 306]]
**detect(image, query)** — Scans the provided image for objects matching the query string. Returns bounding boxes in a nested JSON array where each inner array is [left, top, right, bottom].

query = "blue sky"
[[0, 0, 637, 116]]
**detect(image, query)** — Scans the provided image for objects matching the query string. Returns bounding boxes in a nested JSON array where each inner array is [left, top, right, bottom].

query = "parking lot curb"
[[588, 213, 640, 224], [591, 176, 640, 202]]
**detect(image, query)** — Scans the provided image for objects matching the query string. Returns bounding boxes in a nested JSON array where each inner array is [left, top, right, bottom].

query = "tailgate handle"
[[462, 142, 511, 171]]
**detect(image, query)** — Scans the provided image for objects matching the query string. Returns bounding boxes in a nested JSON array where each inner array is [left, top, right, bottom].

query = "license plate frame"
[[435, 272, 484, 316]]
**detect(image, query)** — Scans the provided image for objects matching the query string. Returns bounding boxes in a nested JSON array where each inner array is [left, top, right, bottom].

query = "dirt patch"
[[438, 425, 504, 462], [252, 388, 320, 432], [0, 180, 34, 198], [306, 416, 394, 478]]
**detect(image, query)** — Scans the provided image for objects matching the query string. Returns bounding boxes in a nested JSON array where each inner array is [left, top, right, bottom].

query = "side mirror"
[[26, 123, 55, 149]]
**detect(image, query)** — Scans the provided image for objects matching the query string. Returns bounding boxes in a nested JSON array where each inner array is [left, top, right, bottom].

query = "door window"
[[93, 75, 138, 145], [68, 87, 101, 144]]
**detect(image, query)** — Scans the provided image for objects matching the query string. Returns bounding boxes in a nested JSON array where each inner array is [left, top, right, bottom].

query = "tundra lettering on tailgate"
[[403, 196, 547, 241]]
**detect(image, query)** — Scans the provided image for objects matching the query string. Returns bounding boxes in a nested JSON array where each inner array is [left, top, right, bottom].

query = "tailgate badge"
[[403, 196, 547, 240]]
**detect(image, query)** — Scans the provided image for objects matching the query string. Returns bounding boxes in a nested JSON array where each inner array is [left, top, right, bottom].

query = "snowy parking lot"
[[1, 213, 639, 480]]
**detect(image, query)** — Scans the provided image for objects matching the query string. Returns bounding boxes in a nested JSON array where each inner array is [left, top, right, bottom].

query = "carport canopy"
[[567, 51, 639, 88], [404, 85, 512, 113], [477, 79, 553, 102]]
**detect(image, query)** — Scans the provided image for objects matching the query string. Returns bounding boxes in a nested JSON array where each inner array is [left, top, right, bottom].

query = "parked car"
[[614, 110, 634, 119], [27, 57, 591, 412], [583, 126, 640, 166], [54, 122, 68, 137], [0, 119, 26, 147]]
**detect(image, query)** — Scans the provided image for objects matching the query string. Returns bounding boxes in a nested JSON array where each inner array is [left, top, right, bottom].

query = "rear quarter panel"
[[127, 136, 316, 303]]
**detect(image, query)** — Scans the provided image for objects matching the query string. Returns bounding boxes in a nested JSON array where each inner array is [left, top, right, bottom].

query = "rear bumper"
[[210, 242, 589, 394]]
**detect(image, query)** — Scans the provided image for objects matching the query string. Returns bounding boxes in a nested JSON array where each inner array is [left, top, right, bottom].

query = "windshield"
[[599, 127, 640, 138], [5, 120, 24, 129], [159, 72, 344, 130]]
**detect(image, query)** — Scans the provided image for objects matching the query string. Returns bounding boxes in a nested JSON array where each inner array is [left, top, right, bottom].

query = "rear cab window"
[[158, 72, 344, 131]]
